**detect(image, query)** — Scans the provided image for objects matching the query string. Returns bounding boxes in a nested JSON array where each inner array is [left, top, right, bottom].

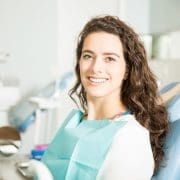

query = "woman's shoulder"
[[116, 114, 149, 136], [112, 114, 151, 152]]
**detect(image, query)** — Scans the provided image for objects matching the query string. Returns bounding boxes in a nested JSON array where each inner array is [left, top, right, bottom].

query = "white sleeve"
[[97, 119, 154, 180]]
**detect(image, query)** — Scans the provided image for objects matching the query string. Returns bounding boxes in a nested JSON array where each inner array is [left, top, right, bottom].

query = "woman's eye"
[[82, 54, 92, 60], [106, 57, 116, 62]]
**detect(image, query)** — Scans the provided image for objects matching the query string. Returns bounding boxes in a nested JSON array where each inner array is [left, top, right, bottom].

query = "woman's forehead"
[[82, 32, 123, 55]]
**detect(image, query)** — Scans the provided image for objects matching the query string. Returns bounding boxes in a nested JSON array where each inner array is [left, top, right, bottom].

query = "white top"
[[97, 114, 154, 180]]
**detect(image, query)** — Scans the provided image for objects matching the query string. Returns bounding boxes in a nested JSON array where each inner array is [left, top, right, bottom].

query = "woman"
[[42, 15, 169, 180]]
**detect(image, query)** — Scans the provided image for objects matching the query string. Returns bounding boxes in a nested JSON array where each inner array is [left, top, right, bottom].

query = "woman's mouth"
[[88, 77, 108, 84]]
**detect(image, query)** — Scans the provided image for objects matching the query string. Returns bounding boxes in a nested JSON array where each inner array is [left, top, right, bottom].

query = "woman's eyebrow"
[[82, 50, 120, 58], [103, 52, 120, 58], [82, 50, 94, 54]]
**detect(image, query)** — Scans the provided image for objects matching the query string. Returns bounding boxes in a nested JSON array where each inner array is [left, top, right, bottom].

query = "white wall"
[[121, 0, 180, 34], [121, 0, 150, 34], [150, 0, 180, 33], [0, 0, 58, 155], [0, 0, 58, 97]]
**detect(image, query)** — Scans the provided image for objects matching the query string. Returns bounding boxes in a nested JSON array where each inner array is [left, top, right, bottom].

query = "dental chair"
[[152, 82, 180, 180]]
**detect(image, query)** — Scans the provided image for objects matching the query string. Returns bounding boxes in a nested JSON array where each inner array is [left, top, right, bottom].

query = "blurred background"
[[0, 0, 180, 164]]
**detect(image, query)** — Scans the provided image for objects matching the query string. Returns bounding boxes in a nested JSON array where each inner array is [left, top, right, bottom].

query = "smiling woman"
[[41, 15, 169, 180]]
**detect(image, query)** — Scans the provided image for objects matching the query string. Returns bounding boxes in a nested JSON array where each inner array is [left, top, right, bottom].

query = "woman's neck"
[[85, 96, 127, 120]]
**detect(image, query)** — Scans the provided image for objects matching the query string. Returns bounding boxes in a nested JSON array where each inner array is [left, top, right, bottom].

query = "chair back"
[[153, 83, 180, 180]]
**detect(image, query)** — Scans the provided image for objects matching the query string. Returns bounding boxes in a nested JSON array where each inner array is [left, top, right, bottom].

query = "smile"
[[88, 77, 108, 84]]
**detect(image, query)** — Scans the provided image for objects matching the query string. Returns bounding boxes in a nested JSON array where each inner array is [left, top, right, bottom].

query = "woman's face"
[[79, 32, 126, 100]]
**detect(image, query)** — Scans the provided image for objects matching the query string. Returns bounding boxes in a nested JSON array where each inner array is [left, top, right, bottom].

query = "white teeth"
[[89, 77, 107, 83]]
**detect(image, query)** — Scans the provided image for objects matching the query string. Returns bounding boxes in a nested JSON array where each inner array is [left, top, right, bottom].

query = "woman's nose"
[[91, 58, 104, 73]]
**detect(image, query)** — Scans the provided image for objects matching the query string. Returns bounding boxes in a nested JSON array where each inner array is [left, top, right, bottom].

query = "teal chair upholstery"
[[152, 83, 180, 180]]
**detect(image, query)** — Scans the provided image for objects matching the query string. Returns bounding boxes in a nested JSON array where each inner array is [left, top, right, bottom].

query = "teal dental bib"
[[42, 109, 127, 180]]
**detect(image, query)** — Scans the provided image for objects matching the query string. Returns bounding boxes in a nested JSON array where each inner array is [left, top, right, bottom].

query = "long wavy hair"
[[69, 15, 169, 173]]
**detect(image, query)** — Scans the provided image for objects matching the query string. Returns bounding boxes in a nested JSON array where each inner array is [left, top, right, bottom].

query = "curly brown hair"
[[69, 15, 169, 174]]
